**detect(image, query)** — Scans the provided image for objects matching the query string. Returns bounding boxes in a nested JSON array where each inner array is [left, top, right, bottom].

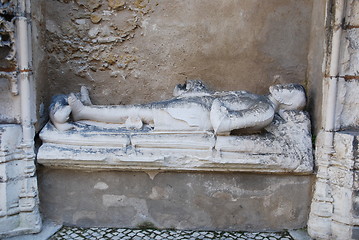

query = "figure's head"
[[173, 80, 211, 97], [269, 83, 306, 110]]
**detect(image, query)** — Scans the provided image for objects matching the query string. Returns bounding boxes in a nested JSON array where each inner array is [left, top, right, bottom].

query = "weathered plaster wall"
[[38, 168, 314, 231], [39, 0, 314, 108], [306, 0, 327, 134], [32, 0, 320, 232]]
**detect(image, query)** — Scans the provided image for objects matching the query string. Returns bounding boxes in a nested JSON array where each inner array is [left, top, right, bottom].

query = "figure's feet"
[[49, 95, 74, 131], [80, 86, 92, 106], [68, 93, 85, 121]]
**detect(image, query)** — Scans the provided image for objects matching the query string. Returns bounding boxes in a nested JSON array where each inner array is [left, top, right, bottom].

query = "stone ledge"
[[37, 111, 313, 174]]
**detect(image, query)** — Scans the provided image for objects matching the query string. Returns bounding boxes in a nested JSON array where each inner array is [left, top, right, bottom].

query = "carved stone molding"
[[0, 125, 41, 238]]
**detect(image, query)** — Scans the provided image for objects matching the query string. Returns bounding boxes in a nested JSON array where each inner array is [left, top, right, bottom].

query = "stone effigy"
[[38, 80, 313, 173]]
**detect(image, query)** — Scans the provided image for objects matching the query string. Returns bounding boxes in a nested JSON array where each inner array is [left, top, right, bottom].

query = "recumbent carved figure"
[[49, 80, 306, 135]]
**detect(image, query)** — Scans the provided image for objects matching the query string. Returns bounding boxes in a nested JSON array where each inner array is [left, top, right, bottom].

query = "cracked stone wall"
[[33, 0, 314, 126]]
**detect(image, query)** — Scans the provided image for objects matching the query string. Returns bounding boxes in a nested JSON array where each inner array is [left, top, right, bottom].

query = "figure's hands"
[[210, 99, 230, 134], [125, 116, 143, 129], [68, 93, 85, 121]]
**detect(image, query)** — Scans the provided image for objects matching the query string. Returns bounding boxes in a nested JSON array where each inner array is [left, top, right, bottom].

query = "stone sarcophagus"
[[37, 80, 313, 173]]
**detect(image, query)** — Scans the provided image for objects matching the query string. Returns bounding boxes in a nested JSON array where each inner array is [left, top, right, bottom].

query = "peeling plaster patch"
[[73, 210, 97, 224], [211, 191, 237, 202], [46, 19, 62, 34], [263, 196, 271, 208], [273, 201, 288, 217], [149, 186, 171, 200], [94, 181, 109, 190], [75, 19, 87, 25], [88, 27, 100, 38], [103, 194, 130, 207], [45, 0, 158, 105], [102, 194, 151, 224]]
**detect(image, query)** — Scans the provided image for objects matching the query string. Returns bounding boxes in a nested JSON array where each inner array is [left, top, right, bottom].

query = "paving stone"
[[49, 226, 297, 240]]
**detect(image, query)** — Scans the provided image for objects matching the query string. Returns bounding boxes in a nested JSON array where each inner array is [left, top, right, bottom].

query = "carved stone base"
[[38, 111, 313, 174]]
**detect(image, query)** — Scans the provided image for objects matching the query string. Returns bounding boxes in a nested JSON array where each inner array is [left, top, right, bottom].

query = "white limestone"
[[0, 0, 41, 238], [49, 80, 306, 134], [38, 81, 313, 173], [0, 125, 41, 238], [308, 1, 359, 239], [309, 131, 359, 240]]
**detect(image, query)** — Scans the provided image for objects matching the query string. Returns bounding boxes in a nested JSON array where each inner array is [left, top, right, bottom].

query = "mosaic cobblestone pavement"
[[49, 226, 295, 240]]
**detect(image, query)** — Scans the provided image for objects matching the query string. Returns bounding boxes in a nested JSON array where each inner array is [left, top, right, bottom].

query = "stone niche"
[[34, 0, 317, 231], [36, 80, 314, 230]]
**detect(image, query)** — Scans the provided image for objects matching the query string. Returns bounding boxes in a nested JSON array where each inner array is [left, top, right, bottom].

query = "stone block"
[[309, 200, 333, 218], [37, 108, 313, 174], [0, 215, 19, 233], [331, 185, 354, 224], [341, 29, 359, 76], [307, 214, 332, 240], [38, 168, 314, 231], [3, 179, 23, 214], [328, 166, 354, 188], [352, 190, 359, 218], [346, 0, 359, 26], [131, 133, 215, 150], [333, 130, 356, 165], [0, 125, 22, 153], [340, 81, 359, 129], [0, 179, 26, 218], [0, 160, 27, 182], [331, 220, 352, 240]]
